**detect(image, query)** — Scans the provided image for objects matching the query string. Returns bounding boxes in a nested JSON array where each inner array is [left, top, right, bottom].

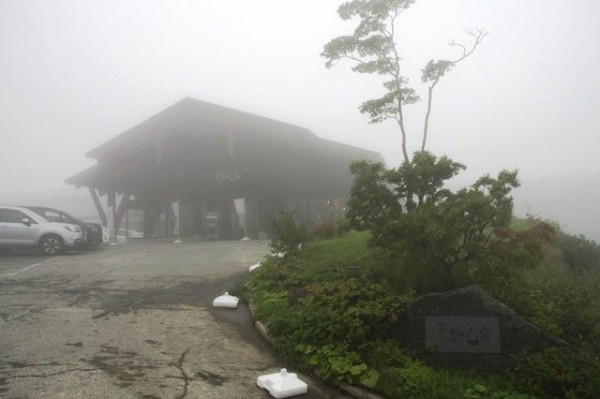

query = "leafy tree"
[[555, 232, 600, 274], [322, 0, 487, 161], [270, 210, 311, 259], [346, 152, 547, 292]]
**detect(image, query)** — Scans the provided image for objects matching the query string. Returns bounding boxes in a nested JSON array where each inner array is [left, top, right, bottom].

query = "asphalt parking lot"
[[0, 239, 349, 398]]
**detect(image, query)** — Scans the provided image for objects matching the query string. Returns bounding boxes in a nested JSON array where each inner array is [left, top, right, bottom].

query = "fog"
[[1, 0, 599, 240]]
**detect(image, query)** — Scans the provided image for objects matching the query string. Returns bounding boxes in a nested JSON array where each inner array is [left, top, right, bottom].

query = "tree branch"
[[388, 13, 410, 162], [421, 28, 488, 152], [449, 28, 488, 64]]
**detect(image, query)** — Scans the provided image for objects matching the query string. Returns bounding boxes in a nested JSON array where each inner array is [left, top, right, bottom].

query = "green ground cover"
[[243, 226, 600, 398], [243, 153, 600, 398]]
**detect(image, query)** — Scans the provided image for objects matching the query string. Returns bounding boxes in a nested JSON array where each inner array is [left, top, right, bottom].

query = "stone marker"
[[425, 316, 501, 353], [401, 284, 571, 370]]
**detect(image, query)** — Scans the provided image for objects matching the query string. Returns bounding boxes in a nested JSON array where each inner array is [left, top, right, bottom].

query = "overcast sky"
[[1, 0, 599, 195]]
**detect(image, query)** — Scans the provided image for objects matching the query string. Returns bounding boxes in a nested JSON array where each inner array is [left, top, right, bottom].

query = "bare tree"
[[322, 0, 487, 162]]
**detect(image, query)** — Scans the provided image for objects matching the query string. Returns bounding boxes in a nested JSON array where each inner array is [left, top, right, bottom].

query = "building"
[[66, 98, 382, 240]]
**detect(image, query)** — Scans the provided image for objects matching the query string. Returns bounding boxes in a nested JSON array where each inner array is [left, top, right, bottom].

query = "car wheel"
[[40, 234, 64, 255]]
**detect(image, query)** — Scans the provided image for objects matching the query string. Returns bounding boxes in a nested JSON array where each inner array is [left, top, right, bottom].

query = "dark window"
[[41, 210, 63, 222], [0, 209, 29, 223]]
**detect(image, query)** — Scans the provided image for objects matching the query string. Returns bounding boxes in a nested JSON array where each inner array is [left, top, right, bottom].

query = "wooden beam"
[[89, 188, 107, 227], [114, 194, 131, 234], [107, 191, 116, 242]]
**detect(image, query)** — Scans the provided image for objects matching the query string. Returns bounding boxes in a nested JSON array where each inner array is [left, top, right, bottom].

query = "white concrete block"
[[212, 292, 239, 309], [257, 368, 308, 398], [249, 262, 261, 272]]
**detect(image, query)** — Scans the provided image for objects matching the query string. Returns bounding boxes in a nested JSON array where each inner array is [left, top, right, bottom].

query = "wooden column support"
[[89, 188, 108, 227], [114, 194, 131, 234]]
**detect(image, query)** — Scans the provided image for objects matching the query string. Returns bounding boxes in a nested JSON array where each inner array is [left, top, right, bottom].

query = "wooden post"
[[89, 188, 107, 227], [107, 191, 116, 243], [114, 194, 131, 234]]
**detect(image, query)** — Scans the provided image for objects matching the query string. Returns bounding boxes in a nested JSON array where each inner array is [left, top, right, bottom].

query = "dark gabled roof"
[[67, 97, 383, 200], [87, 97, 318, 160], [65, 164, 104, 188]]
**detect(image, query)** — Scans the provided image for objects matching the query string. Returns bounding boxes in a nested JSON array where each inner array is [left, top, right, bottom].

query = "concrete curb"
[[248, 302, 385, 399], [254, 319, 275, 346]]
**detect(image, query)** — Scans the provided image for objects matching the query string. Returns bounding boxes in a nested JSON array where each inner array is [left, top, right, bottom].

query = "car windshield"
[[27, 208, 73, 224], [63, 212, 83, 224], [25, 211, 48, 224]]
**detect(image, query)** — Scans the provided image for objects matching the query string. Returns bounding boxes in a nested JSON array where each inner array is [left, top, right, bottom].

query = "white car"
[[24, 206, 108, 247], [0, 206, 86, 255]]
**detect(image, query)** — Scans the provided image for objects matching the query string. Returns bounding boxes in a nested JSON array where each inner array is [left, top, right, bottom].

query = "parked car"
[[0, 206, 86, 255], [23, 206, 108, 247]]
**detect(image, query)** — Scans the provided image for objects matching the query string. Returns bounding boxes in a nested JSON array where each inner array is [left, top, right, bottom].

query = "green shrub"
[[551, 284, 600, 349], [244, 240, 408, 388], [556, 232, 600, 274], [312, 219, 339, 240], [501, 264, 600, 351], [464, 384, 532, 399], [386, 360, 439, 398], [345, 152, 540, 294], [270, 210, 311, 258], [302, 277, 405, 344], [515, 347, 600, 398], [245, 223, 600, 398], [298, 343, 380, 387]]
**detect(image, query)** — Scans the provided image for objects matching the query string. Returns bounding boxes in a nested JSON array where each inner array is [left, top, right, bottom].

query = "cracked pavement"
[[0, 240, 349, 398]]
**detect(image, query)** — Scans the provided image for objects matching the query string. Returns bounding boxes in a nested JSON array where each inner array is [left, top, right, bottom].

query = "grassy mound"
[[243, 228, 600, 398]]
